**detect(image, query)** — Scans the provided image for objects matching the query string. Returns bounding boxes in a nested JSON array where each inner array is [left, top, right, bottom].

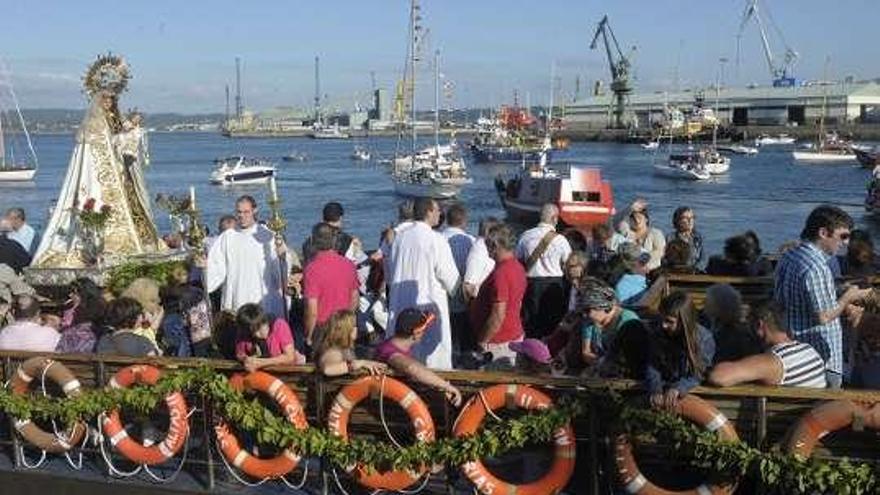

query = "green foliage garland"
[[106, 260, 187, 295], [2, 365, 879, 494]]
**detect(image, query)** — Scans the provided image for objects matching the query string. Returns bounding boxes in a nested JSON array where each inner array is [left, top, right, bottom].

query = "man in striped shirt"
[[773, 205, 871, 388], [709, 300, 827, 388]]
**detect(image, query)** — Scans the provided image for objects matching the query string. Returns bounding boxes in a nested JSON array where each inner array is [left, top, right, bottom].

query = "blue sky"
[[1, 0, 877, 113]]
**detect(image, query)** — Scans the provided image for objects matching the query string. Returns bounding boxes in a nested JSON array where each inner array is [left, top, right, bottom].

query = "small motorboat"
[[210, 156, 276, 185], [351, 146, 371, 161], [854, 147, 880, 169], [281, 151, 307, 162], [641, 141, 660, 151], [717, 144, 758, 155], [309, 124, 350, 140], [654, 161, 711, 181], [668, 149, 729, 175], [754, 134, 796, 146]]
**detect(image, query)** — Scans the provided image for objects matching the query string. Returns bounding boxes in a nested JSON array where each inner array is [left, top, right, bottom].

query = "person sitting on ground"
[[706, 234, 764, 277], [614, 243, 649, 304], [577, 277, 649, 378], [704, 284, 761, 363], [623, 209, 666, 272], [95, 297, 160, 357], [666, 206, 704, 268], [315, 309, 388, 377], [56, 278, 106, 354], [121, 277, 165, 354], [0, 294, 60, 352], [234, 303, 305, 372], [374, 308, 462, 406], [708, 300, 827, 388], [510, 338, 554, 375], [646, 291, 715, 410]]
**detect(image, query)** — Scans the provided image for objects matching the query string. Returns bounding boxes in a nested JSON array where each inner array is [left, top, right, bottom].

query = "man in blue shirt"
[[774, 205, 871, 388]]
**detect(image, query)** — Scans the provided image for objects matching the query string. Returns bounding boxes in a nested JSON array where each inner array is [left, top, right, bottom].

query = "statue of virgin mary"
[[32, 54, 164, 269]]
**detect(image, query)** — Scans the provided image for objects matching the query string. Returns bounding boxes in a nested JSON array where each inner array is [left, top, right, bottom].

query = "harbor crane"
[[737, 0, 799, 87], [589, 15, 634, 129]]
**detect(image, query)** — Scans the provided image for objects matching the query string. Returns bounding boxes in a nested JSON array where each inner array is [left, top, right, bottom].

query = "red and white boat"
[[495, 153, 615, 232]]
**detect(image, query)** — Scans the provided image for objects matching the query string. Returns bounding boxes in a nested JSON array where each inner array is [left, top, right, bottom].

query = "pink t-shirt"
[[375, 338, 411, 363], [303, 250, 359, 324], [235, 318, 295, 359]]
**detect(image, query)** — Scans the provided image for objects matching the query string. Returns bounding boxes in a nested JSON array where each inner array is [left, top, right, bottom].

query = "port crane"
[[589, 15, 634, 128], [737, 0, 799, 87]]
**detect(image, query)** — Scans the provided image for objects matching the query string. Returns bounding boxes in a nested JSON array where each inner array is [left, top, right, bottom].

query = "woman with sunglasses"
[[374, 308, 462, 406]]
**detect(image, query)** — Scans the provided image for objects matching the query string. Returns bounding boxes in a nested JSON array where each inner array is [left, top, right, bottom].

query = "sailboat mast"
[[2, 59, 37, 170], [410, 0, 419, 158], [314, 56, 321, 124], [434, 50, 440, 150], [0, 103, 5, 168]]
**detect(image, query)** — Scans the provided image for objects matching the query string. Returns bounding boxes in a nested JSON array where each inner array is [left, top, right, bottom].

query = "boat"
[[470, 143, 545, 164], [309, 123, 350, 140], [854, 147, 880, 169], [0, 63, 38, 182], [640, 140, 660, 150], [281, 151, 307, 162], [469, 110, 548, 164], [351, 146, 371, 161], [754, 133, 796, 146], [867, 175, 880, 215], [495, 149, 615, 231], [391, 5, 471, 199], [653, 160, 712, 180], [717, 144, 759, 155], [669, 149, 729, 175], [209, 156, 276, 185], [792, 132, 856, 163]]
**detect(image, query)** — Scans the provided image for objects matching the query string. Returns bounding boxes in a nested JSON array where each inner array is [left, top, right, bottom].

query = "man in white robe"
[[206, 195, 286, 317], [387, 198, 459, 369]]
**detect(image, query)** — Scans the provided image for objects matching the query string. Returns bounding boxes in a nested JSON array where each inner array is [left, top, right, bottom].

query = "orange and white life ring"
[[327, 375, 435, 491], [615, 395, 739, 495], [214, 371, 308, 479], [785, 400, 880, 458], [452, 384, 576, 495], [10, 357, 87, 453], [101, 365, 189, 465]]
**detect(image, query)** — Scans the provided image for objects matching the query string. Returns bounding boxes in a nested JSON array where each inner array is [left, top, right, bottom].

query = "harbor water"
[[1, 132, 877, 258]]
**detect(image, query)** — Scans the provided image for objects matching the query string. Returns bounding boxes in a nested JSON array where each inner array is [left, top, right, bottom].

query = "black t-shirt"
[[301, 224, 353, 264], [96, 331, 157, 357], [0, 236, 32, 273]]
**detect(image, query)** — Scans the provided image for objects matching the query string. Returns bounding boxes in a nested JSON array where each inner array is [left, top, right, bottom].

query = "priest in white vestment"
[[206, 196, 286, 318], [387, 199, 459, 369]]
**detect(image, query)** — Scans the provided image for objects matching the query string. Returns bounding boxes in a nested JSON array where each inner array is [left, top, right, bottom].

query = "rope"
[[278, 461, 310, 490], [214, 439, 270, 487], [17, 445, 47, 469], [38, 360, 86, 470], [141, 405, 199, 483], [378, 375, 404, 449], [97, 413, 142, 478], [478, 390, 504, 423]]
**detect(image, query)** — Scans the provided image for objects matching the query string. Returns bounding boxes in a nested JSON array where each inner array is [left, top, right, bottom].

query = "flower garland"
[[3, 366, 879, 493]]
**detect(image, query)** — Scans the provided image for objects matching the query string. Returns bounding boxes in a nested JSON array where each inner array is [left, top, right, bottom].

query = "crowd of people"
[[0, 196, 878, 409]]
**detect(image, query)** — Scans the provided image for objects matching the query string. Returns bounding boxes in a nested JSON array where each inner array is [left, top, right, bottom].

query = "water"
[[1, 132, 876, 258]]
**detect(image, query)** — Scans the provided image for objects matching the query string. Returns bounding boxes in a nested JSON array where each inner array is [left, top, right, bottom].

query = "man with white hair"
[[515, 203, 572, 339]]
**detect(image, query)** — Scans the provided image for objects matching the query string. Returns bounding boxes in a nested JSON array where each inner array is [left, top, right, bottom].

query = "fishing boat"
[[469, 109, 547, 164], [0, 63, 38, 182], [350, 146, 371, 161], [209, 156, 276, 185], [309, 123, 350, 140], [717, 144, 759, 155], [792, 132, 856, 163], [391, 4, 471, 199], [754, 133, 796, 146], [854, 147, 880, 169]]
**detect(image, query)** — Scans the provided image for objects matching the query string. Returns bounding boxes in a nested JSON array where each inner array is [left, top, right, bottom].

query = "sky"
[[1, 0, 877, 114]]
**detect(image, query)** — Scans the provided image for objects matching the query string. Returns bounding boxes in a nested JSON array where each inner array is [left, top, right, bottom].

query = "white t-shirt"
[[515, 223, 572, 278]]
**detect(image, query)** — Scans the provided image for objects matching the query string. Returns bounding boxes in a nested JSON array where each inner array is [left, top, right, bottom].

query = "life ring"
[[452, 384, 576, 495], [10, 357, 87, 453], [785, 400, 880, 458], [214, 371, 308, 479], [615, 395, 738, 495], [327, 375, 435, 491], [101, 365, 189, 465]]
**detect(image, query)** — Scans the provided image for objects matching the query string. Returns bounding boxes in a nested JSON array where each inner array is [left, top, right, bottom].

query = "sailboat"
[[0, 63, 38, 181], [391, 1, 471, 199], [793, 61, 856, 163], [668, 78, 730, 175]]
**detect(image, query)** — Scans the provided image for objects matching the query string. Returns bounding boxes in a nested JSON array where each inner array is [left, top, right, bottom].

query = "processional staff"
[[266, 177, 290, 321]]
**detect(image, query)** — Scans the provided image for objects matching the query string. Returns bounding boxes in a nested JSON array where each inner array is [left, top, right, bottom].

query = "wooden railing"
[[0, 351, 879, 494]]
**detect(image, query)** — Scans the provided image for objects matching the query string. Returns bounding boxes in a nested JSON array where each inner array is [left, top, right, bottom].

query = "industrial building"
[[564, 82, 880, 130]]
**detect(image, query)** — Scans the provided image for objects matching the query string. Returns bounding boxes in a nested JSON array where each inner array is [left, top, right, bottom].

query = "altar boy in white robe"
[[206, 195, 287, 318], [387, 198, 460, 369]]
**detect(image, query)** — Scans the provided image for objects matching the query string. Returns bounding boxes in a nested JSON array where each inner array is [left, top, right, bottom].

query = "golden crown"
[[83, 53, 130, 96]]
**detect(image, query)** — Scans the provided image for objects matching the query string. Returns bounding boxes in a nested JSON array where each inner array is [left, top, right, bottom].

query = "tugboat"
[[495, 144, 614, 231], [209, 156, 276, 185]]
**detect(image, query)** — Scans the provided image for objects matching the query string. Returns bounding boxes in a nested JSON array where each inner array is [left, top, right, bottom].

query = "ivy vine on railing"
[[2, 365, 879, 494]]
